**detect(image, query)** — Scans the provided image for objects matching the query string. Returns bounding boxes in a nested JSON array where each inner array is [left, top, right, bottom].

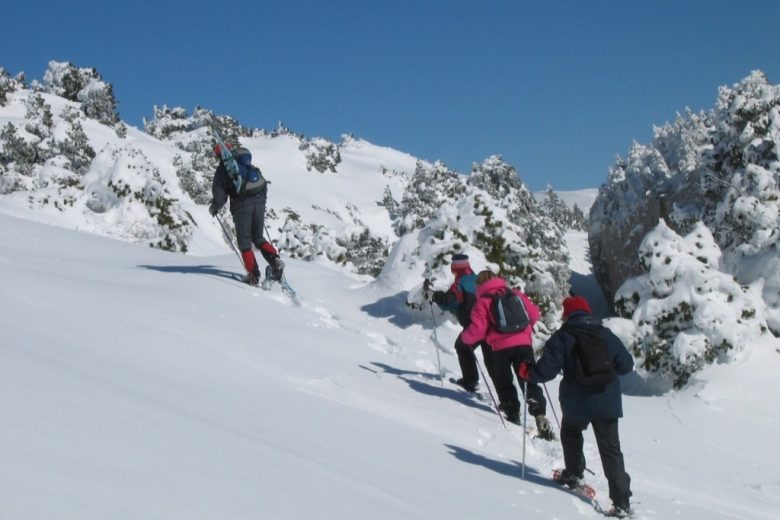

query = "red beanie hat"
[[450, 254, 471, 273], [562, 296, 591, 319]]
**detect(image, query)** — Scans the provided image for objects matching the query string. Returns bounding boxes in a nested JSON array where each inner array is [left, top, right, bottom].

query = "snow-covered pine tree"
[[394, 160, 467, 236], [0, 68, 25, 106], [56, 120, 95, 176], [0, 122, 37, 178], [43, 61, 120, 125], [469, 156, 570, 328], [615, 221, 768, 388], [24, 92, 54, 141], [380, 185, 400, 220], [591, 70, 780, 332]]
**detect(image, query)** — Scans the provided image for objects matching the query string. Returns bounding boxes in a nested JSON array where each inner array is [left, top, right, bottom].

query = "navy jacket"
[[529, 313, 634, 422]]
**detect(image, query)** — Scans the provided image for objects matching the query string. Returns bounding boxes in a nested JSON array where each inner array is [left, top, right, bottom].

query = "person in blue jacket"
[[518, 295, 634, 518], [423, 254, 495, 392]]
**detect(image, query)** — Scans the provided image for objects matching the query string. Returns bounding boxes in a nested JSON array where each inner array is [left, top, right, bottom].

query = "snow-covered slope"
[[2, 213, 779, 520]]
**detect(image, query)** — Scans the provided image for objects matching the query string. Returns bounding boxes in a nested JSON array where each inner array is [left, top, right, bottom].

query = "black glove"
[[209, 203, 219, 217], [422, 279, 433, 302]]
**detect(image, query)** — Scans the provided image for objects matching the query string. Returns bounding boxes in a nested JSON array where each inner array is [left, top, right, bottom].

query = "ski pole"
[[476, 357, 507, 430], [542, 382, 561, 432], [522, 379, 529, 480], [428, 302, 444, 386], [216, 214, 245, 268]]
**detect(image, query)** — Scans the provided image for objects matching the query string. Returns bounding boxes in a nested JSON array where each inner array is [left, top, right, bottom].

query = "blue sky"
[[3, 0, 779, 191]]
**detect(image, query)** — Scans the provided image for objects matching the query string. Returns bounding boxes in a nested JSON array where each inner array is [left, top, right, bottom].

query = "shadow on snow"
[[359, 291, 418, 329], [367, 361, 495, 415], [137, 264, 240, 282]]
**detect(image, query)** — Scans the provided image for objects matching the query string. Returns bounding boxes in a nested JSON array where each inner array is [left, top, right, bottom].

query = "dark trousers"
[[455, 335, 495, 386], [561, 417, 632, 508], [232, 203, 269, 253], [491, 346, 546, 417]]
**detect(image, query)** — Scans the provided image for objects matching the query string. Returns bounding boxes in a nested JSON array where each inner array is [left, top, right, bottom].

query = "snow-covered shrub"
[[0, 123, 38, 177], [24, 92, 54, 141], [43, 61, 119, 125], [143, 105, 219, 141], [274, 208, 348, 263], [299, 137, 341, 173], [0, 68, 25, 106], [336, 228, 389, 276], [83, 146, 193, 252], [591, 70, 780, 332], [615, 221, 768, 388], [379, 185, 400, 220], [56, 120, 95, 176]]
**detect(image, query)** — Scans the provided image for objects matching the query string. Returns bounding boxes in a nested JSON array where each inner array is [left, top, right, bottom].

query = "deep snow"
[[1, 213, 779, 520]]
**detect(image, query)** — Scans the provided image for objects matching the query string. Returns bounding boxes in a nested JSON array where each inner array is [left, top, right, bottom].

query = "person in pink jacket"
[[461, 270, 555, 440]]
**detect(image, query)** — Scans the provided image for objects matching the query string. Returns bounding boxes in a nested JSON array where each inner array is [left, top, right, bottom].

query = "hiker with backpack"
[[423, 254, 497, 393], [459, 270, 555, 440], [517, 295, 634, 518], [209, 142, 284, 286]]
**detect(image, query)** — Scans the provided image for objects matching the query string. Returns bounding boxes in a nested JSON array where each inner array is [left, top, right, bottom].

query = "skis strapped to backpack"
[[213, 130, 267, 196]]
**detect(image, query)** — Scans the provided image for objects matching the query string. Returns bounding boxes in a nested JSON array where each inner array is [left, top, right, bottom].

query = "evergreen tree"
[[57, 120, 95, 175], [0, 68, 24, 106], [0, 123, 37, 176], [380, 185, 400, 220], [591, 70, 780, 333], [299, 137, 341, 173], [43, 61, 120, 125], [395, 161, 466, 236], [615, 221, 768, 388], [24, 92, 54, 140]]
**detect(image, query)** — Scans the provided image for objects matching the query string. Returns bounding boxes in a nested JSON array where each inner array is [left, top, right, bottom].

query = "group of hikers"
[[425, 253, 634, 518], [208, 141, 633, 518]]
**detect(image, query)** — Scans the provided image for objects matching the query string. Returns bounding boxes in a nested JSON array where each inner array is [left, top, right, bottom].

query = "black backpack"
[[230, 147, 267, 197], [563, 324, 616, 387], [489, 289, 530, 333]]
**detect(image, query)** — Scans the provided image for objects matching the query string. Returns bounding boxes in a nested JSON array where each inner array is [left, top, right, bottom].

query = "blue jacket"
[[529, 313, 634, 422], [433, 271, 477, 327]]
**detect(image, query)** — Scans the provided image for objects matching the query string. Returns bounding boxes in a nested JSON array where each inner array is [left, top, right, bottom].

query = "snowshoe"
[[241, 272, 259, 286], [449, 377, 478, 393], [552, 469, 595, 499], [604, 505, 631, 518]]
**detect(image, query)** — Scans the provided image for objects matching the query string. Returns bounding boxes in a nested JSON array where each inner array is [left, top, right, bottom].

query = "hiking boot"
[[555, 469, 584, 489], [506, 412, 521, 424], [453, 378, 478, 393], [271, 256, 285, 281], [605, 505, 631, 518], [535, 415, 555, 440], [241, 272, 259, 286]]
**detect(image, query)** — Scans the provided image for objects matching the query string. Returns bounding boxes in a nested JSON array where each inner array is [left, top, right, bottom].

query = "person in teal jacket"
[[424, 254, 495, 393]]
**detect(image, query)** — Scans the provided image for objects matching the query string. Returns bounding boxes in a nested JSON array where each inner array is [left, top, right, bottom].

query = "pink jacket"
[[460, 277, 541, 351]]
